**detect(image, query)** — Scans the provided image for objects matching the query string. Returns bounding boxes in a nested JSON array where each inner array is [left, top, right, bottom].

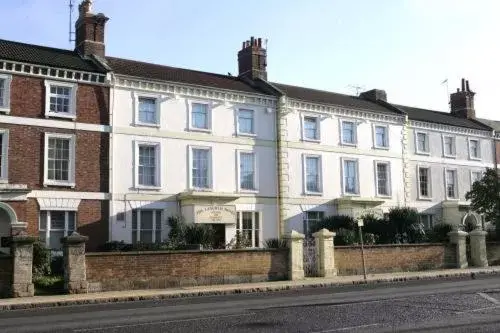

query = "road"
[[2, 276, 500, 332]]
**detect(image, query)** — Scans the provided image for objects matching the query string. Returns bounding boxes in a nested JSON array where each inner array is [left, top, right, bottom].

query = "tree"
[[466, 168, 500, 235]]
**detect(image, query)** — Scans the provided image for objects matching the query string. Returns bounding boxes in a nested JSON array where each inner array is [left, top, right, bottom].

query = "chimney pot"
[[450, 78, 475, 119], [461, 78, 465, 91], [466, 80, 470, 92], [258, 38, 262, 47]]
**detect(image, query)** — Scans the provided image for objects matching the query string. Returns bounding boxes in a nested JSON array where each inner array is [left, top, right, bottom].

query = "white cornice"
[[409, 120, 492, 138], [0, 59, 108, 86], [112, 74, 277, 108]]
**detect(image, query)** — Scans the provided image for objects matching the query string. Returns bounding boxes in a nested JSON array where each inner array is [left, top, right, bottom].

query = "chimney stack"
[[237, 36, 267, 81], [450, 78, 475, 119], [359, 89, 387, 102], [75, 0, 109, 58]]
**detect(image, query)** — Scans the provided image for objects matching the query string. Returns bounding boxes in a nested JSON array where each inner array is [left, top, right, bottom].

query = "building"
[[0, 0, 499, 250]]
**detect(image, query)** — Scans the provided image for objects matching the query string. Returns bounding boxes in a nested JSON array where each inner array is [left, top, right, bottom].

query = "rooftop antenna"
[[68, 0, 76, 43], [347, 84, 365, 96], [441, 78, 450, 111]]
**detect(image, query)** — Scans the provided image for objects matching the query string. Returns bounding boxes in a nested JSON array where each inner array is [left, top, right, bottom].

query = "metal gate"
[[303, 238, 317, 277]]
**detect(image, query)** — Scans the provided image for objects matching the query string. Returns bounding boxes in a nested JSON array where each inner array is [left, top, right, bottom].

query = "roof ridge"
[[0, 38, 77, 56], [272, 82, 358, 99]]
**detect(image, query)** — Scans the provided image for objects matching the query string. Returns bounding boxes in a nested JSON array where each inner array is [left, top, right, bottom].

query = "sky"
[[1, 0, 499, 120]]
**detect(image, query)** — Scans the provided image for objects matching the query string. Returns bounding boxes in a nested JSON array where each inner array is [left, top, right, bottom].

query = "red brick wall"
[[3, 124, 108, 192], [9, 75, 109, 125], [86, 249, 288, 292], [335, 244, 456, 275], [0, 256, 12, 298], [496, 141, 500, 165]]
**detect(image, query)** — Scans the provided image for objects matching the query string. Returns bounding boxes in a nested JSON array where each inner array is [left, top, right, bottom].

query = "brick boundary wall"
[[486, 242, 500, 266], [335, 243, 456, 275], [0, 256, 12, 298], [85, 249, 288, 292]]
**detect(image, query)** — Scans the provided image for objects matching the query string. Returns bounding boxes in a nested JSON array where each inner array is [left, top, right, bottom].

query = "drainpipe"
[[108, 72, 116, 242]]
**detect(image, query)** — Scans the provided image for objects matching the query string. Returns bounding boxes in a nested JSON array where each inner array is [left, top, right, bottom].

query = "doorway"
[[211, 224, 226, 249], [0, 206, 12, 255]]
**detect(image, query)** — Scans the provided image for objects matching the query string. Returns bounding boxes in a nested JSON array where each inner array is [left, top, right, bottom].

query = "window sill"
[[45, 112, 76, 120], [302, 138, 321, 143], [134, 122, 161, 128], [342, 193, 360, 197], [417, 197, 433, 201], [239, 189, 259, 194], [443, 154, 457, 159], [415, 151, 431, 156], [44, 181, 76, 188], [0, 179, 7, 184], [341, 142, 357, 147], [191, 187, 213, 192], [188, 127, 212, 134], [445, 197, 460, 201], [373, 146, 390, 150], [304, 191, 323, 196], [376, 194, 392, 199], [237, 132, 257, 138], [135, 185, 162, 191], [0, 107, 10, 114], [469, 157, 482, 161]]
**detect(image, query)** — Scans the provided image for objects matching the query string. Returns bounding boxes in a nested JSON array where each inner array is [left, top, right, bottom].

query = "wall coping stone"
[[86, 248, 287, 257], [10, 236, 38, 245], [335, 243, 447, 249], [62, 232, 89, 245]]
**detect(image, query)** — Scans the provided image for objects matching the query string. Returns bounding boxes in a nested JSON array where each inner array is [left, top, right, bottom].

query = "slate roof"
[[394, 104, 491, 131], [272, 83, 399, 114], [0, 39, 105, 73], [478, 118, 500, 131], [105, 57, 266, 95]]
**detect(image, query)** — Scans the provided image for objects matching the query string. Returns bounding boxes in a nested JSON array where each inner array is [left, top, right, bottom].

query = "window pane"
[[254, 212, 260, 247], [140, 230, 153, 243], [192, 149, 209, 188], [132, 231, 138, 244], [155, 211, 162, 230], [238, 109, 254, 134], [344, 160, 357, 194], [155, 230, 162, 243], [49, 85, 71, 113], [39, 231, 47, 245], [419, 168, 429, 197], [417, 133, 427, 152], [377, 163, 388, 195], [306, 157, 319, 192], [304, 117, 318, 140], [50, 211, 66, 230], [240, 152, 255, 190], [132, 210, 137, 230], [138, 145, 156, 186], [192, 103, 208, 129], [446, 170, 456, 198], [39, 211, 47, 230], [470, 140, 479, 158], [0, 79, 4, 107], [343, 122, 355, 143], [444, 137, 454, 155], [67, 212, 76, 231], [375, 126, 387, 147], [138, 97, 157, 124], [47, 138, 71, 181], [141, 211, 154, 230], [49, 230, 64, 249]]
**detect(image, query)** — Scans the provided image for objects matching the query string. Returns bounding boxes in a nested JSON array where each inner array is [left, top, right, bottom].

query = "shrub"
[[335, 228, 358, 245], [363, 233, 377, 245], [100, 241, 133, 252], [32, 241, 51, 278], [310, 215, 356, 234], [264, 238, 288, 249], [361, 214, 394, 244], [427, 223, 454, 243], [183, 224, 216, 249], [33, 275, 64, 295], [387, 207, 424, 243]]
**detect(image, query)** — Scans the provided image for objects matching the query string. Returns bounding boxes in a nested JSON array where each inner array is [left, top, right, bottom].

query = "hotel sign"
[[194, 205, 236, 224]]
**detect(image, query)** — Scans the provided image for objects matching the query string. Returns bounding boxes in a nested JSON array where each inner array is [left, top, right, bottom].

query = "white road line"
[[478, 292, 500, 305], [72, 312, 256, 332], [455, 305, 500, 314], [311, 323, 382, 333]]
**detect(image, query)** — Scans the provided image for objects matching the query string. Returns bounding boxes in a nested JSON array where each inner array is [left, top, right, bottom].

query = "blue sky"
[[1, 0, 499, 120]]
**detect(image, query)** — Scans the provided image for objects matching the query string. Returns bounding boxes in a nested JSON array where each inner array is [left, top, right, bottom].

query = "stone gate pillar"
[[448, 230, 468, 269], [284, 230, 305, 280], [10, 234, 37, 297], [313, 228, 336, 277], [62, 232, 88, 294], [469, 229, 488, 267]]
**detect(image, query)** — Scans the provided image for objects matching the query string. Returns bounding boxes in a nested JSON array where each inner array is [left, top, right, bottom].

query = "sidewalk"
[[1, 266, 500, 310]]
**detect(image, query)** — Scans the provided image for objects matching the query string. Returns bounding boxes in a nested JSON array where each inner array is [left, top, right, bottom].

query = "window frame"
[[134, 141, 162, 190], [302, 154, 322, 195], [470, 170, 483, 190], [468, 138, 482, 160], [237, 150, 258, 192], [372, 124, 389, 149], [417, 164, 432, 200], [418, 214, 434, 230], [43, 133, 76, 187], [44, 80, 77, 120], [236, 108, 256, 136], [444, 168, 459, 200], [340, 119, 358, 146], [0, 129, 9, 183], [236, 211, 262, 248], [0, 73, 12, 113], [415, 131, 430, 155], [301, 114, 321, 142], [38, 210, 76, 249], [341, 157, 360, 196], [441, 134, 456, 158], [131, 209, 163, 244], [374, 160, 391, 197], [188, 100, 212, 132], [189, 145, 213, 190], [133, 92, 161, 127]]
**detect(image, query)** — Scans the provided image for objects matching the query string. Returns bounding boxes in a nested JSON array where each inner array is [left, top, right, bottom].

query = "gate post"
[[313, 228, 336, 277], [284, 230, 305, 280], [62, 232, 88, 294], [469, 229, 488, 267], [10, 235, 37, 297], [447, 230, 468, 269]]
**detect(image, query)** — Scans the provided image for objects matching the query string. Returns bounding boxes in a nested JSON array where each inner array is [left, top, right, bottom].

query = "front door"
[[0, 208, 11, 255], [212, 224, 226, 249]]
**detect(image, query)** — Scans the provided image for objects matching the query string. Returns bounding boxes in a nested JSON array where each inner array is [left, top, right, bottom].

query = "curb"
[[1, 269, 499, 310]]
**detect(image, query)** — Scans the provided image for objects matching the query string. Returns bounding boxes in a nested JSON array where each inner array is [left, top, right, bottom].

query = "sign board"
[[194, 205, 236, 224], [357, 219, 364, 227]]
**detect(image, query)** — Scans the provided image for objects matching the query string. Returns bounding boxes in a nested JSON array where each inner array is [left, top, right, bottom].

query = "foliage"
[[264, 238, 289, 249], [361, 213, 394, 244], [335, 228, 359, 245], [100, 241, 133, 252], [33, 275, 64, 295], [427, 223, 454, 243], [363, 233, 377, 245], [309, 215, 356, 234], [466, 168, 500, 236], [387, 207, 424, 244], [32, 241, 51, 278], [183, 224, 216, 248]]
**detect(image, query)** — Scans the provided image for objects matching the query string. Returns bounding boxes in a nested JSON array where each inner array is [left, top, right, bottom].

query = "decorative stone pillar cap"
[[11, 235, 38, 244], [447, 230, 468, 237], [312, 228, 336, 238], [284, 230, 305, 240], [61, 232, 89, 245], [469, 229, 488, 236]]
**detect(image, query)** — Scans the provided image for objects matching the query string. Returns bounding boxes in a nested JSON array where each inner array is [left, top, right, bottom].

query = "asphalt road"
[[2, 276, 500, 332]]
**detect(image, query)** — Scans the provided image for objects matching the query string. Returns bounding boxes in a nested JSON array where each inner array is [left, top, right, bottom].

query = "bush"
[[264, 238, 288, 249], [362, 214, 394, 244], [335, 228, 358, 245], [32, 241, 51, 278], [33, 276, 64, 295], [310, 215, 356, 234], [100, 241, 133, 252], [387, 207, 424, 243], [183, 224, 216, 248], [427, 223, 454, 243]]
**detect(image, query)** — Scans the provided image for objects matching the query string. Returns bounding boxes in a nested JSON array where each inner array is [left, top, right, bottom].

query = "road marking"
[[455, 305, 500, 314], [311, 323, 382, 332], [72, 312, 256, 332], [478, 292, 500, 305]]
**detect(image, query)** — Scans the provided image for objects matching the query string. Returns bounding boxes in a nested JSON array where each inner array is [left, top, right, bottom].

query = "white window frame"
[[39, 210, 76, 249], [236, 211, 262, 248], [374, 161, 391, 197], [44, 80, 77, 120], [0, 129, 9, 183], [415, 131, 430, 155], [237, 150, 258, 192], [340, 119, 358, 146], [444, 168, 459, 200], [0, 73, 12, 113], [189, 145, 213, 190], [441, 134, 456, 158], [470, 170, 483, 189], [302, 154, 322, 195], [236, 108, 256, 136], [188, 100, 212, 132], [43, 133, 76, 187], [131, 209, 163, 244], [134, 141, 162, 190], [468, 138, 482, 160], [418, 214, 434, 230], [301, 114, 321, 142], [341, 157, 360, 196], [372, 124, 389, 149], [133, 92, 161, 127], [417, 164, 432, 200]]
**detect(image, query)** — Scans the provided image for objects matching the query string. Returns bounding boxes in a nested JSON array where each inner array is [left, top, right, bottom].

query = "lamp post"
[[357, 218, 367, 281]]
